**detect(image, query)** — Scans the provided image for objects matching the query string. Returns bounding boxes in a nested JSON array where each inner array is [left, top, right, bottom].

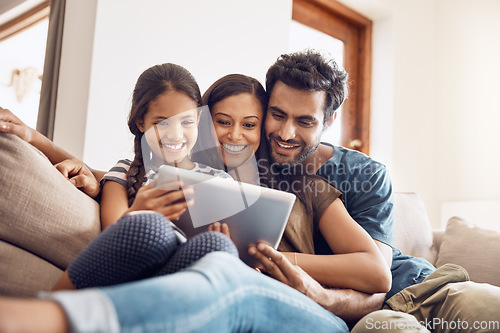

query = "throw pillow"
[[436, 216, 500, 287]]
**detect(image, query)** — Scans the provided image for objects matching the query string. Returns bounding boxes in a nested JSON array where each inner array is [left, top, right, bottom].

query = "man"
[[259, 49, 500, 332], [261, 50, 397, 323]]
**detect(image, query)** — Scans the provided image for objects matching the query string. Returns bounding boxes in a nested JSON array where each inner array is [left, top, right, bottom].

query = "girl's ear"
[[136, 118, 145, 133]]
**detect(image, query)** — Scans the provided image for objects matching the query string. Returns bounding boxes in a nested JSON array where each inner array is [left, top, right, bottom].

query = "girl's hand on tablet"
[[127, 184, 194, 221], [208, 222, 231, 239]]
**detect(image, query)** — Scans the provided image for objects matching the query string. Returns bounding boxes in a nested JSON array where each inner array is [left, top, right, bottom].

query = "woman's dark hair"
[[266, 49, 348, 123], [202, 74, 268, 117], [126, 63, 202, 206], [199, 74, 268, 170]]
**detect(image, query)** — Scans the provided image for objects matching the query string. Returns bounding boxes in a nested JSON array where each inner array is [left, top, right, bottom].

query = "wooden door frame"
[[293, 0, 372, 154]]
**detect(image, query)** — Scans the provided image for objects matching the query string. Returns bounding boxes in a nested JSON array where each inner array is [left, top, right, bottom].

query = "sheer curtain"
[[36, 0, 66, 139]]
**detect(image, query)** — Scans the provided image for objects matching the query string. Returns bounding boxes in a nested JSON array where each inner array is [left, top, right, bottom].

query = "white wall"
[[384, 0, 438, 226], [343, 0, 500, 227], [54, 0, 292, 171], [435, 0, 500, 227]]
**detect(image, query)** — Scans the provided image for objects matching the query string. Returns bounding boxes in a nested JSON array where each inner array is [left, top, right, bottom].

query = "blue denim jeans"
[[50, 252, 348, 333]]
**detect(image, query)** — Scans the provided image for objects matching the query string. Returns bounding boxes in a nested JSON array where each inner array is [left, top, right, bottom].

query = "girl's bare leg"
[[0, 297, 68, 333], [51, 270, 76, 291]]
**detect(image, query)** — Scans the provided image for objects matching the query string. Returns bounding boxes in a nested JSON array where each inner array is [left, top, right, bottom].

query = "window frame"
[[0, 1, 50, 43], [293, 0, 372, 154]]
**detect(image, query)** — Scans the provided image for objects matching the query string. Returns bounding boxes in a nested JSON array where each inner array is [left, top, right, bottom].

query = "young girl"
[[52, 63, 237, 290], [100, 63, 229, 228]]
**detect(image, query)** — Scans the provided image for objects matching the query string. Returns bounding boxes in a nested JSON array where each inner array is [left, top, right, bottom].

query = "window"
[[291, 0, 372, 154], [0, 1, 49, 129], [289, 20, 344, 146]]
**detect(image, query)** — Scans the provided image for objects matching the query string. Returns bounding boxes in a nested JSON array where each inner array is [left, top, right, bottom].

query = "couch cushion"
[[0, 133, 101, 273], [393, 192, 437, 264], [0, 241, 63, 297], [436, 216, 500, 287]]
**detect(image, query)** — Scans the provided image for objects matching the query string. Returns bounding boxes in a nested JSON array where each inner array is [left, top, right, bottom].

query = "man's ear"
[[323, 111, 337, 132], [136, 118, 145, 133]]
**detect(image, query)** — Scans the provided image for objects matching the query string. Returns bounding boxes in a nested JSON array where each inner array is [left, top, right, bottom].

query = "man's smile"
[[270, 136, 302, 155]]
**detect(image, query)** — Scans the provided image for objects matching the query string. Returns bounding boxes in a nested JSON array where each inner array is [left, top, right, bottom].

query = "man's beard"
[[267, 135, 319, 172]]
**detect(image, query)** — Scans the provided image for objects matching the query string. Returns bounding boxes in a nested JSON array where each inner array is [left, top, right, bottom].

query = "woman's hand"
[[248, 242, 327, 306], [0, 107, 34, 142], [127, 183, 194, 221], [55, 158, 101, 198], [208, 221, 231, 238], [1, 108, 102, 199]]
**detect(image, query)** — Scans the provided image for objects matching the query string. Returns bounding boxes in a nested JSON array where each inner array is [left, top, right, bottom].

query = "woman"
[[201, 73, 267, 185]]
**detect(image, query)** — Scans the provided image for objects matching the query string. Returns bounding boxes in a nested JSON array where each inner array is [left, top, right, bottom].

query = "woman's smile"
[[222, 143, 247, 153]]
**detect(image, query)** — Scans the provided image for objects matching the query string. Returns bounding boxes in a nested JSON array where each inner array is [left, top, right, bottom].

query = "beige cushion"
[[0, 133, 101, 295], [436, 216, 500, 287], [0, 241, 63, 297], [393, 192, 437, 264]]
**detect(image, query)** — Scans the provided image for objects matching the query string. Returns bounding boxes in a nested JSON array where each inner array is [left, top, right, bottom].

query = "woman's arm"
[[1, 107, 76, 165], [1, 107, 103, 198], [282, 199, 391, 294]]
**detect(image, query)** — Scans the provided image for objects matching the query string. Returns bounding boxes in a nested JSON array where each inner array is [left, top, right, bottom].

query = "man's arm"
[[321, 240, 392, 324], [320, 289, 385, 325], [249, 243, 389, 325]]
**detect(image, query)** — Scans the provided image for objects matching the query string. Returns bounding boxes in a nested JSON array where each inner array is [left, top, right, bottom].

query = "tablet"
[[157, 164, 296, 265]]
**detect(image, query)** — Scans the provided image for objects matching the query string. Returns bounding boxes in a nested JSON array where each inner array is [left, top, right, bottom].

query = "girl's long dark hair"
[[126, 63, 201, 206]]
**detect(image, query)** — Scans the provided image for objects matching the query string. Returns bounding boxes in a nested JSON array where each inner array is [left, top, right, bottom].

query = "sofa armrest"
[[431, 229, 445, 255], [0, 133, 101, 295], [393, 192, 437, 264]]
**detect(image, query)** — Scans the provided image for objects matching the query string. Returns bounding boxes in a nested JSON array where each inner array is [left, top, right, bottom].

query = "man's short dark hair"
[[266, 49, 348, 123]]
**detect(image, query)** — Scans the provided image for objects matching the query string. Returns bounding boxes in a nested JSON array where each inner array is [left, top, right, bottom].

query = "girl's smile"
[[137, 90, 199, 169]]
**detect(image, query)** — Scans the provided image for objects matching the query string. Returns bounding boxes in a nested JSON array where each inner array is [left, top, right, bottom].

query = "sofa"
[[1, 132, 500, 297], [0, 133, 100, 296], [393, 192, 500, 288]]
